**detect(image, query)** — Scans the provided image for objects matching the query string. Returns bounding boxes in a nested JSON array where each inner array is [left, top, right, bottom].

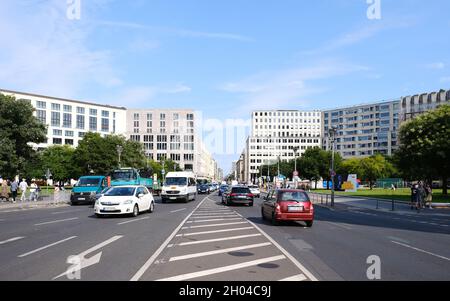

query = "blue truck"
[[70, 175, 107, 205]]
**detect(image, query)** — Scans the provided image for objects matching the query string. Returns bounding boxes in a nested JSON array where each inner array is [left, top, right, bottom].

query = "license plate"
[[78, 198, 85, 201], [103, 207, 116, 211], [288, 206, 303, 212], [170, 197, 177, 200], [237, 195, 246, 198]]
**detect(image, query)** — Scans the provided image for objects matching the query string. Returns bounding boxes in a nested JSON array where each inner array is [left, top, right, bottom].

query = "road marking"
[[170, 208, 187, 213], [176, 227, 254, 237], [279, 274, 307, 281], [0, 237, 25, 245], [239, 213, 318, 281], [167, 233, 261, 248], [192, 212, 236, 216], [391, 241, 450, 261], [327, 222, 352, 230], [186, 217, 242, 223], [51, 209, 83, 215], [156, 255, 286, 281], [191, 215, 239, 219], [182, 221, 248, 229], [117, 217, 149, 225], [168, 242, 272, 262], [130, 196, 210, 281], [18, 236, 77, 258], [34, 217, 79, 226], [53, 235, 123, 280]]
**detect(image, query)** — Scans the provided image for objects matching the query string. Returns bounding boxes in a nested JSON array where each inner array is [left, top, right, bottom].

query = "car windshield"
[[76, 178, 100, 187], [231, 187, 251, 194], [112, 170, 136, 181], [105, 187, 136, 196], [279, 191, 309, 202], [165, 177, 187, 186], [199, 184, 209, 189]]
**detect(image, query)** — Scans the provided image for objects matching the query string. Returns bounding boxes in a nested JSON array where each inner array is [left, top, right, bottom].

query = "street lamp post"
[[293, 147, 299, 189], [116, 145, 123, 168], [329, 125, 338, 207]]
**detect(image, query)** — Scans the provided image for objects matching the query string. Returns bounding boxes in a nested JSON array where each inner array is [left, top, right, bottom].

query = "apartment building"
[[241, 110, 322, 183], [400, 89, 450, 122], [0, 89, 127, 148], [322, 100, 400, 158]]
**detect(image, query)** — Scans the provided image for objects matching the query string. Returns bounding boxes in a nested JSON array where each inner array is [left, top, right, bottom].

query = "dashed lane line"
[[0, 237, 25, 245], [170, 208, 187, 213], [391, 241, 450, 261], [155, 255, 287, 281], [186, 217, 242, 223], [168, 242, 272, 262], [34, 217, 79, 226], [117, 217, 150, 225], [181, 221, 249, 229], [175, 227, 254, 237], [18, 236, 77, 258], [167, 233, 262, 248]]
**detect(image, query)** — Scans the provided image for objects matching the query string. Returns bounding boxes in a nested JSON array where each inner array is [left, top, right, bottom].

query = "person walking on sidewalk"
[[19, 179, 28, 202], [425, 184, 433, 209], [410, 183, 418, 210], [10, 179, 18, 203], [53, 186, 60, 205], [29, 180, 38, 202], [1, 179, 9, 202]]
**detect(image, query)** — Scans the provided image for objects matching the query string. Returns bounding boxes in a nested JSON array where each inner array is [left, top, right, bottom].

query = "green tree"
[[0, 94, 47, 178], [40, 145, 77, 181], [359, 154, 395, 189], [298, 148, 322, 188], [395, 104, 450, 195]]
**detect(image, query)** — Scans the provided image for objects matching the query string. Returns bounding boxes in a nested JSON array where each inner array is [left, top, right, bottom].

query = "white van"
[[161, 172, 197, 203]]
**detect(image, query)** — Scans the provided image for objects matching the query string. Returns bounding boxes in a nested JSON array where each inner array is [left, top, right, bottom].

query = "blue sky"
[[1, 0, 450, 174]]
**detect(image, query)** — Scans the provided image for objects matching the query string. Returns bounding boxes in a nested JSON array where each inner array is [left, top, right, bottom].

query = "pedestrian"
[[417, 181, 426, 210], [410, 183, 417, 210], [10, 179, 18, 203], [29, 180, 38, 202], [1, 179, 9, 202], [53, 186, 60, 205], [19, 178, 28, 202], [425, 184, 433, 209]]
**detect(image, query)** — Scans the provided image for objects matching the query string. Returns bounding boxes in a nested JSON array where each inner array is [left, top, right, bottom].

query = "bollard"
[[391, 199, 395, 211]]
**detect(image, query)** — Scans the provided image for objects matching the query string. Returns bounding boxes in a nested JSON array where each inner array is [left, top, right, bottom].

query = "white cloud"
[[219, 60, 368, 114], [0, 0, 121, 98], [426, 62, 445, 70]]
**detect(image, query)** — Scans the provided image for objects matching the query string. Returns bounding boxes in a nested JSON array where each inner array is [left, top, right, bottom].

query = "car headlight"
[[123, 200, 133, 205], [95, 200, 99, 206]]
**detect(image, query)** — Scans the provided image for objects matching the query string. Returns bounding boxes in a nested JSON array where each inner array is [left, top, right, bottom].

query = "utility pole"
[[116, 145, 123, 168], [329, 125, 338, 207], [293, 146, 299, 189]]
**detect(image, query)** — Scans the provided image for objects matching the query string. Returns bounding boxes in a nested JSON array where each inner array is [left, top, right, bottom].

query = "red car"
[[261, 189, 314, 227]]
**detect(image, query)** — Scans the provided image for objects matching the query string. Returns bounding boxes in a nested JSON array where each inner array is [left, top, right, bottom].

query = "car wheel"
[[271, 213, 279, 226], [305, 220, 313, 227], [261, 208, 266, 220], [184, 195, 189, 203], [71, 202, 78, 206], [148, 201, 154, 213], [132, 205, 139, 217], [249, 201, 254, 207]]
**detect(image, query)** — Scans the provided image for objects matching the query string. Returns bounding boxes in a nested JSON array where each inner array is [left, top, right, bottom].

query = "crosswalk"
[[133, 196, 317, 281]]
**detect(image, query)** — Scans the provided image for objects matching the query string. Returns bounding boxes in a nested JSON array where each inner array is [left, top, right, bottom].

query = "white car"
[[248, 185, 261, 198], [94, 185, 155, 217]]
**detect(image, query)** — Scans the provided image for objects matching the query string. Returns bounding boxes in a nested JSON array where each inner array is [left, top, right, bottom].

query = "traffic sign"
[[161, 169, 165, 175]]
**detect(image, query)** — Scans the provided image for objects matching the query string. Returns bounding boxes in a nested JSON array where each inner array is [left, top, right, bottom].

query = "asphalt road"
[[0, 192, 449, 281]]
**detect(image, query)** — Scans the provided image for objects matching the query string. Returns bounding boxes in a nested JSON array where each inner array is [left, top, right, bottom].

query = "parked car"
[[161, 172, 197, 203], [262, 189, 314, 227], [222, 186, 254, 206], [218, 184, 229, 196], [197, 184, 210, 194], [248, 185, 261, 198], [94, 185, 155, 217]]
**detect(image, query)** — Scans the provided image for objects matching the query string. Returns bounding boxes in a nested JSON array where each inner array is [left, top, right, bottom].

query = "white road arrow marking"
[[52, 235, 123, 280]]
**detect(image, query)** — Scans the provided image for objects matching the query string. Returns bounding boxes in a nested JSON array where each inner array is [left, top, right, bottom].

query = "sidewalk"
[[0, 191, 71, 211]]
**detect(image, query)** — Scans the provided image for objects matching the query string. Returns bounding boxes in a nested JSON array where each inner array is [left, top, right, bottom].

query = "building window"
[[173, 113, 179, 120], [130, 135, 141, 142], [160, 113, 166, 120], [51, 112, 60, 127], [89, 117, 97, 131], [36, 110, 46, 124], [157, 154, 167, 161], [63, 105, 72, 112], [187, 113, 194, 121], [170, 154, 181, 161], [184, 154, 194, 161], [143, 135, 153, 142], [65, 130, 74, 137], [101, 118, 109, 132], [160, 121, 166, 128], [147, 113, 152, 120], [53, 138, 62, 145], [79, 132, 86, 138], [133, 113, 139, 120], [76, 107, 85, 114], [102, 110, 110, 118], [63, 113, 72, 128], [76, 115, 85, 129], [65, 139, 74, 145], [53, 129, 62, 136], [36, 101, 46, 109], [90, 109, 97, 116], [51, 103, 61, 111]]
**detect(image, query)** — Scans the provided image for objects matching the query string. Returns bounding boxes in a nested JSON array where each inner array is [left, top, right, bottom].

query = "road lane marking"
[[18, 236, 77, 257], [167, 233, 262, 248], [391, 241, 450, 261], [279, 274, 307, 281], [53, 235, 123, 280], [181, 221, 248, 229], [34, 217, 79, 226], [117, 217, 149, 225], [168, 242, 272, 262], [156, 255, 286, 281], [192, 212, 236, 216], [186, 217, 242, 223], [51, 209, 83, 215], [130, 196, 210, 281], [238, 213, 319, 281], [0, 237, 25, 245], [176, 227, 254, 237], [191, 215, 240, 219], [326, 222, 352, 230], [170, 208, 187, 213]]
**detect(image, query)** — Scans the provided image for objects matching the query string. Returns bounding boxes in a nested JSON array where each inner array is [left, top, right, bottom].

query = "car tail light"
[[247, 193, 254, 197], [230, 193, 237, 197]]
